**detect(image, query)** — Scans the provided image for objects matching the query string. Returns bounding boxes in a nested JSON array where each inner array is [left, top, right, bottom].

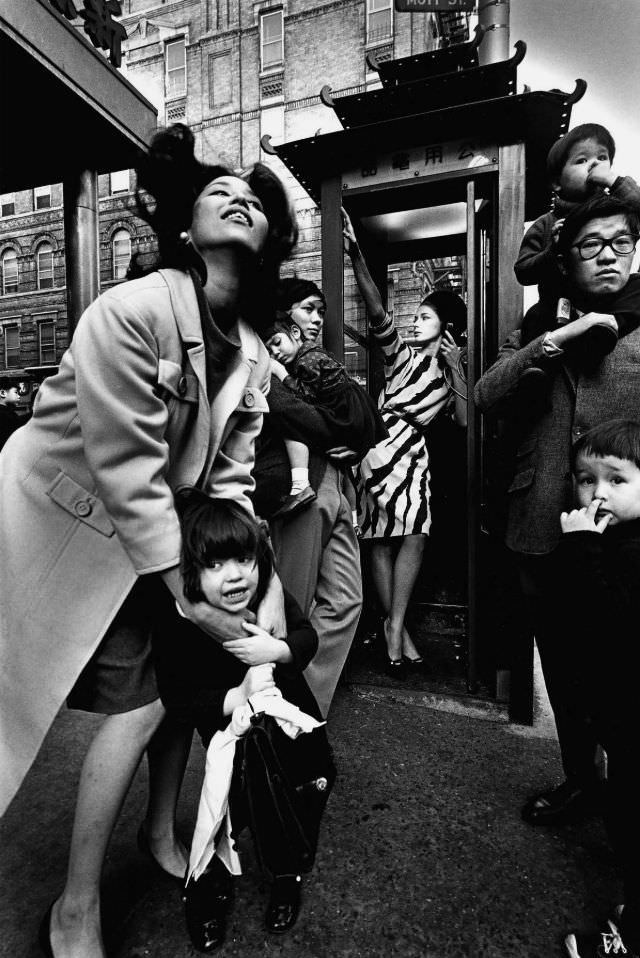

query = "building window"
[[260, 9, 283, 69], [38, 317, 57, 365], [3, 324, 21, 368], [1, 193, 15, 217], [112, 229, 131, 280], [1, 250, 18, 294], [209, 51, 232, 109], [34, 185, 52, 210], [367, 0, 393, 44], [165, 37, 186, 98], [37, 243, 54, 289], [110, 170, 130, 194]]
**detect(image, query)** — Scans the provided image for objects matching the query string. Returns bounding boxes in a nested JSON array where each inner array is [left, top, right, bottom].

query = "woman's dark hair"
[[419, 290, 467, 338], [176, 488, 274, 606], [571, 419, 640, 472], [135, 124, 298, 331], [277, 276, 326, 311], [556, 194, 640, 259]]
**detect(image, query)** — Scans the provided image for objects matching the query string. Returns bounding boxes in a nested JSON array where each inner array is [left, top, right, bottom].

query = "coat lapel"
[[160, 269, 262, 484]]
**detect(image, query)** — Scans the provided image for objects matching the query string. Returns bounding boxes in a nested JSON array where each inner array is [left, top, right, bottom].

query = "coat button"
[[75, 499, 93, 518], [243, 391, 255, 408], [178, 376, 188, 396]]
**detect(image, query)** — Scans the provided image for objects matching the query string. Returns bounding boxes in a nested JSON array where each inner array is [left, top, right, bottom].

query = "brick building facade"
[[0, 1, 468, 397]]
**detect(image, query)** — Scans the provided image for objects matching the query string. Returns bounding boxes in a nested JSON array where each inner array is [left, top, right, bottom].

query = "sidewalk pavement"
[[0, 674, 617, 958]]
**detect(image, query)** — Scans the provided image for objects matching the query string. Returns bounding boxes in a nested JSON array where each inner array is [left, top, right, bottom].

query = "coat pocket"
[[47, 471, 115, 537], [157, 359, 199, 404], [507, 467, 535, 494]]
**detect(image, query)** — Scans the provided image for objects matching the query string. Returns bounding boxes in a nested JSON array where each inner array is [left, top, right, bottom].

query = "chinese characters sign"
[[342, 140, 497, 191], [48, 0, 127, 68], [395, 0, 476, 10]]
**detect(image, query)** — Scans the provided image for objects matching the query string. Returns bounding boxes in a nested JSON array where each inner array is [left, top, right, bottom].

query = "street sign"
[[342, 139, 497, 191], [395, 0, 476, 11]]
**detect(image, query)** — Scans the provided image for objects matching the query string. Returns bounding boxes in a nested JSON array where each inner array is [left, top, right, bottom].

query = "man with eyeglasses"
[[476, 194, 640, 829]]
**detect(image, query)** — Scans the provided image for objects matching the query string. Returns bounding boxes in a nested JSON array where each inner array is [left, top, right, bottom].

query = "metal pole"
[[63, 169, 99, 335], [321, 175, 345, 362], [478, 0, 510, 65]]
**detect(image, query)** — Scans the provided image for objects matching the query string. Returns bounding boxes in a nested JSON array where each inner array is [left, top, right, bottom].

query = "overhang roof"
[[0, 0, 157, 192], [264, 81, 586, 222], [367, 24, 485, 87], [324, 41, 525, 130]]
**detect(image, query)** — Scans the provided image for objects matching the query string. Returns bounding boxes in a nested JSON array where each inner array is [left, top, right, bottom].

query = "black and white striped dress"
[[355, 313, 451, 539]]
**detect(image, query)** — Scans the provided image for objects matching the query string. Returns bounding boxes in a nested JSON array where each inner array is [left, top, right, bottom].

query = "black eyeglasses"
[[572, 233, 639, 261]]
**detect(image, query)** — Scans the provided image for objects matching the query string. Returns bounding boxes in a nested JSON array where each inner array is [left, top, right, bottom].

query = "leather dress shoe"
[[265, 875, 302, 934], [271, 486, 317, 520], [184, 868, 234, 953], [521, 780, 603, 826]]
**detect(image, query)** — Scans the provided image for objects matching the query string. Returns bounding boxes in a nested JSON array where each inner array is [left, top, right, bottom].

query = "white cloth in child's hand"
[[187, 692, 325, 883]]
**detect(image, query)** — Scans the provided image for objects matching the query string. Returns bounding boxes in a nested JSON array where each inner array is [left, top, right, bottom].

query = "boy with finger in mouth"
[[560, 419, 640, 958]]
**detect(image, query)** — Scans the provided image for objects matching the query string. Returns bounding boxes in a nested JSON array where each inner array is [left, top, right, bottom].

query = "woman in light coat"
[[0, 124, 297, 958]]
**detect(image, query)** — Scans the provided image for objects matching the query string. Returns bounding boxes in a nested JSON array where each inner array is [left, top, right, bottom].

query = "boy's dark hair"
[[175, 489, 274, 605], [556, 194, 640, 258], [547, 123, 616, 183], [262, 310, 299, 344], [277, 276, 326, 311], [571, 419, 640, 472]]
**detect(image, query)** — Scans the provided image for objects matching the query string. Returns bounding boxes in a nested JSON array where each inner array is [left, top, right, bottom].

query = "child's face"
[[288, 296, 326, 342], [554, 137, 611, 201], [265, 326, 301, 366], [199, 555, 259, 612], [574, 452, 640, 525]]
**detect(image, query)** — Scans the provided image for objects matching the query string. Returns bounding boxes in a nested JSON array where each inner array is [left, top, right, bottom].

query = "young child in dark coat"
[[558, 420, 640, 958], [515, 122, 640, 310], [263, 311, 386, 522], [152, 490, 332, 952]]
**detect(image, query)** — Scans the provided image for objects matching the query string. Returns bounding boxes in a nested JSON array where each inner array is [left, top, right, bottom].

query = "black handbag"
[[236, 709, 336, 879]]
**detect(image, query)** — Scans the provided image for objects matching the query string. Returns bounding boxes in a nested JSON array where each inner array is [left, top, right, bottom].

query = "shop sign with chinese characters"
[[342, 140, 497, 191], [48, 0, 127, 68], [395, 0, 476, 10]]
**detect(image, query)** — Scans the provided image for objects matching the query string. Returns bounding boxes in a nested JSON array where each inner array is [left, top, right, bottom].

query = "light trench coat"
[[0, 268, 270, 815]]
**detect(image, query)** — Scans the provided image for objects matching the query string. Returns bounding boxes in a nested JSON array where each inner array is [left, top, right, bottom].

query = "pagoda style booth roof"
[[366, 24, 486, 87], [264, 38, 586, 225]]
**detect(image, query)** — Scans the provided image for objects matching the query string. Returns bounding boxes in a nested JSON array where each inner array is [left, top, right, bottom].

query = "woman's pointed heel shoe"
[[38, 903, 55, 957], [137, 824, 185, 885]]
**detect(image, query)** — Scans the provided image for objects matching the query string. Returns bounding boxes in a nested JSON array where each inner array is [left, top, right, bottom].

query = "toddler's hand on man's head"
[[561, 499, 612, 534]]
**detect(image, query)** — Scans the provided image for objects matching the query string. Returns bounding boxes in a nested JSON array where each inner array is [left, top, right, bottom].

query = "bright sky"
[[510, 0, 640, 177]]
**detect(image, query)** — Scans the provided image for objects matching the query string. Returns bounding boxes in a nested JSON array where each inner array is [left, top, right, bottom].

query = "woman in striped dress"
[[343, 210, 467, 676]]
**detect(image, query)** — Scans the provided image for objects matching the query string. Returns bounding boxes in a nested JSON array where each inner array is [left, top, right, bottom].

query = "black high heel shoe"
[[137, 824, 185, 885], [402, 653, 425, 669], [38, 903, 55, 957], [382, 619, 406, 679]]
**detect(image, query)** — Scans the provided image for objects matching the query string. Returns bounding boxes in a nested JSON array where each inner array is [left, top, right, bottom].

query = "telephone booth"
[[262, 32, 586, 721]]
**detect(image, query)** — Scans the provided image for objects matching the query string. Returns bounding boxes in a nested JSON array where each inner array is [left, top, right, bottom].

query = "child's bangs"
[[198, 509, 259, 563]]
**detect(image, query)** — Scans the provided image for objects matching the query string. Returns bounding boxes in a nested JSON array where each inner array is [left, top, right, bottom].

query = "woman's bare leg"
[[388, 535, 426, 659], [370, 540, 399, 657], [49, 699, 166, 958], [141, 715, 192, 878]]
